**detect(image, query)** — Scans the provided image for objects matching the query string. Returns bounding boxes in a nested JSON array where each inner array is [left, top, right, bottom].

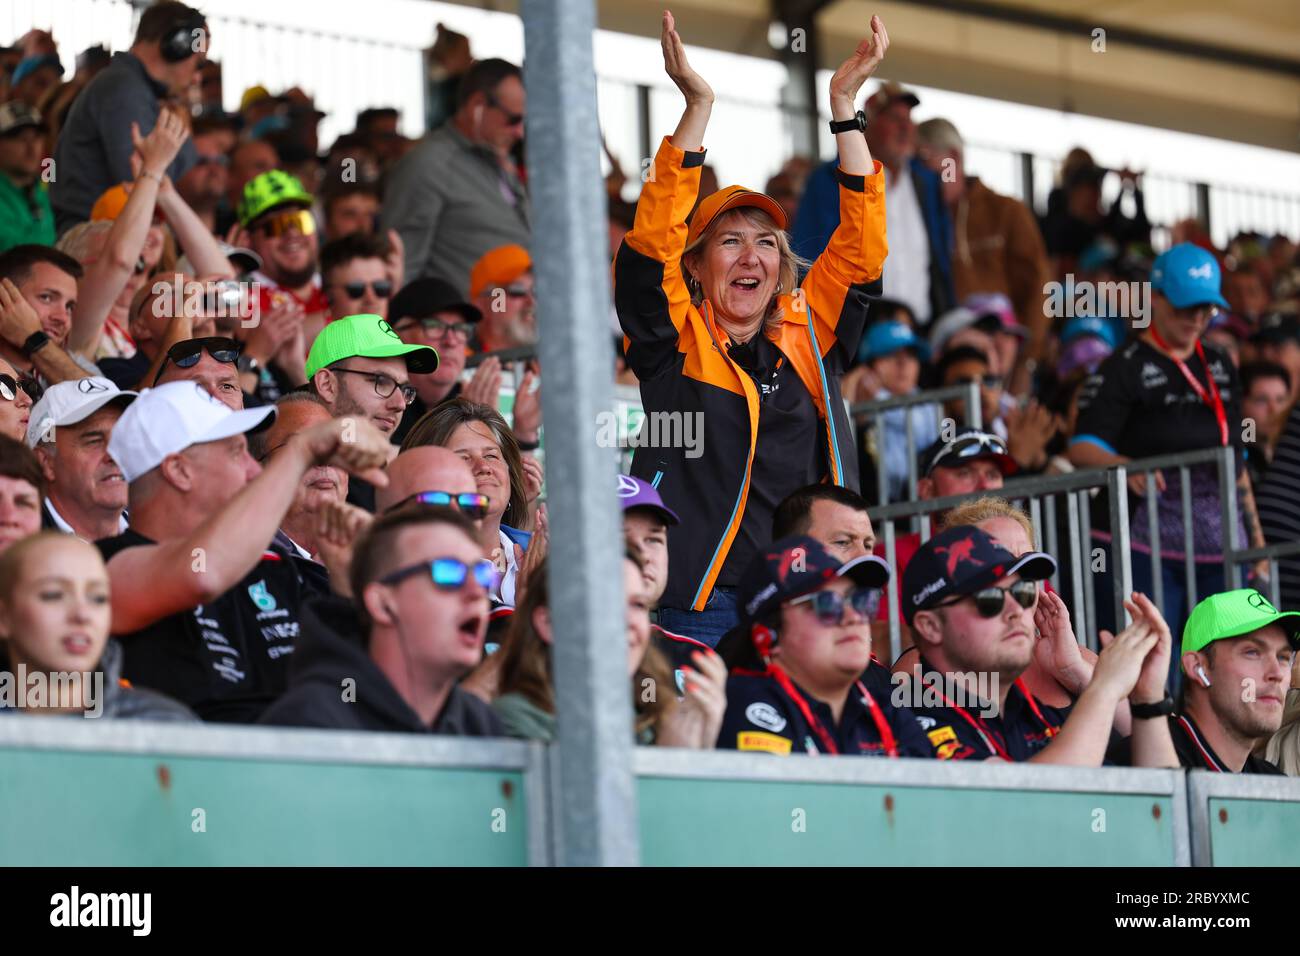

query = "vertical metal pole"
[[1044, 493, 1059, 593], [874, 418, 888, 507], [1028, 496, 1042, 549], [1067, 492, 1087, 646], [966, 380, 983, 431], [885, 519, 900, 664], [1079, 489, 1096, 651], [521, 0, 637, 867], [1270, 558, 1281, 608], [1195, 182, 1212, 238], [1146, 467, 1164, 615], [635, 83, 653, 168], [1018, 151, 1036, 209], [1217, 445, 1242, 590], [1181, 465, 1196, 616], [904, 407, 917, 503], [1109, 467, 1133, 630]]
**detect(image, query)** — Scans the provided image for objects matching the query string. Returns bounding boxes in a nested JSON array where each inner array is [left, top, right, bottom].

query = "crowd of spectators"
[[0, 3, 1296, 777]]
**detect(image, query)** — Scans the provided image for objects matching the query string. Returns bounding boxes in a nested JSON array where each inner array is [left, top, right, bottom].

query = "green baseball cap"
[[1182, 589, 1300, 655], [305, 313, 439, 380], [238, 169, 314, 227]]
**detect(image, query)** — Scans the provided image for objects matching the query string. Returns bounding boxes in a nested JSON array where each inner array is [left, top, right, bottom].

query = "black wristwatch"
[[236, 355, 262, 376], [21, 330, 50, 357], [829, 110, 868, 134], [1129, 694, 1175, 719]]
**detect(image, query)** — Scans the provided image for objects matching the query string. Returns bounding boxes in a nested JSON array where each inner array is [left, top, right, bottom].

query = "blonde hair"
[[56, 221, 113, 265], [939, 496, 1036, 549], [681, 206, 807, 326]]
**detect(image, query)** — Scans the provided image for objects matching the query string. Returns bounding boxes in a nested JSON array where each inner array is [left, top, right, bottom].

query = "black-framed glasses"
[[155, 336, 242, 384], [394, 317, 475, 339], [339, 279, 393, 299], [485, 93, 524, 126], [786, 587, 881, 625], [380, 556, 500, 592], [928, 432, 1009, 471], [388, 490, 490, 519], [0, 373, 32, 403], [935, 580, 1039, 618], [329, 366, 418, 405]]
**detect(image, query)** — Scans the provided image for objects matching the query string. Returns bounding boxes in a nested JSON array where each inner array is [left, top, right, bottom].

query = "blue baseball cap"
[[861, 320, 930, 363], [1061, 315, 1121, 350], [616, 474, 679, 525], [1151, 243, 1229, 310], [901, 525, 1056, 625], [738, 535, 890, 627]]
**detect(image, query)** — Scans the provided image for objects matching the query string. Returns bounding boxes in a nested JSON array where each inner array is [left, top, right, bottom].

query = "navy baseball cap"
[[737, 535, 890, 628], [901, 525, 1056, 625], [616, 474, 679, 525], [1151, 243, 1229, 310], [860, 320, 930, 363], [918, 428, 1018, 479]]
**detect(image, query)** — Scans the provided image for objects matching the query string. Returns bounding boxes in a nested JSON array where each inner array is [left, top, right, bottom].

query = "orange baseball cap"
[[469, 244, 532, 299], [686, 185, 787, 248]]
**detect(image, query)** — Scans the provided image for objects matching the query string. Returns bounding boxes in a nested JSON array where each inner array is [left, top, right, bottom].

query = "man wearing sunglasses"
[[239, 170, 331, 346], [903, 525, 1179, 766], [469, 244, 536, 354], [260, 506, 503, 735], [382, 58, 530, 292], [715, 535, 933, 757], [376, 446, 481, 521], [387, 278, 482, 445], [154, 335, 245, 410], [321, 233, 395, 323]]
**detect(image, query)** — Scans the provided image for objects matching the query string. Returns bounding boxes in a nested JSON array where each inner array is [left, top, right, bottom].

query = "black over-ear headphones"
[[160, 11, 207, 63]]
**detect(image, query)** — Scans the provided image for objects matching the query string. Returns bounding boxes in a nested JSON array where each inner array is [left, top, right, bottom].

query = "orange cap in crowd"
[[469, 244, 531, 299], [686, 185, 787, 248], [90, 183, 133, 222]]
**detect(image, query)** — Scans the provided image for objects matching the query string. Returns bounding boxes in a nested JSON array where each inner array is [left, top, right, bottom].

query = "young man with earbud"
[[260, 506, 504, 735], [1168, 589, 1299, 773]]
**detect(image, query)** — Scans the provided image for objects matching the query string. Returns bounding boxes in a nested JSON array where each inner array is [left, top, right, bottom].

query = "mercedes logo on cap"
[[1248, 591, 1275, 613], [78, 379, 109, 393], [379, 319, 399, 339], [617, 474, 639, 498]]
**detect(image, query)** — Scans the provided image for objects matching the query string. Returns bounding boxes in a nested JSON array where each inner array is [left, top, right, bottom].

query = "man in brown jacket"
[[916, 118, 1052, 370]]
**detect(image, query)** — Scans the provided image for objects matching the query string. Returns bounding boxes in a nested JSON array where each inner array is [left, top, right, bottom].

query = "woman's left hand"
[[828, 15, 889, 106]]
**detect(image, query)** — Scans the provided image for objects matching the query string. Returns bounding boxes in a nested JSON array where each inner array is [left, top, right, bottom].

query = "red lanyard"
[[768, 666, 898, 757], [1177, 715, 1224, 772], [933, 676, 1057, 761], [1148, 327, 1229, 446]]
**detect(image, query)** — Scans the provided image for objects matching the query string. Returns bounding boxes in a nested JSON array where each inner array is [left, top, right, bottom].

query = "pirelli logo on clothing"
[[927, 725, 960, 760], [737, 731, 793, 754]]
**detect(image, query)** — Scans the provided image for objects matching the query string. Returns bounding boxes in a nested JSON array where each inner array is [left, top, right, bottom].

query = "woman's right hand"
[[661, 10, 713, 105]]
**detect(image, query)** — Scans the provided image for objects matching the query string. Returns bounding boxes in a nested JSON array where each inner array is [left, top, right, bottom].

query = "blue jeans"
[[656, 587, 739, 649], [1092, 543, 1224, 697]]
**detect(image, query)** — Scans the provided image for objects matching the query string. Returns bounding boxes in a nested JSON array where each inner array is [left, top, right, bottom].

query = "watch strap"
[[828, 110, 867, 135], [1129, 693, 1175, 719], [21, 330, 50, 357]]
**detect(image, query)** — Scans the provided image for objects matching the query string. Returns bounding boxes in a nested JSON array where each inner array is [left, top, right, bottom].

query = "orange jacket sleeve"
[[798, 161, 888, 361], [613, 136, 705, 379]]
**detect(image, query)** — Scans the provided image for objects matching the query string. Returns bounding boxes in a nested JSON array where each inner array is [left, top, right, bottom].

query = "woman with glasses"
[[715, 535, 931, 757], [0, 357, 33, 441], [493, 550, 726, 748], [402, 398, 539, 608], [613, 12, 890, 647]]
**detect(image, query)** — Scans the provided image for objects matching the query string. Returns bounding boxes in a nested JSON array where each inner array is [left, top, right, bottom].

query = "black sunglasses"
[[0, 373, 36, 403], [388, 490, 490, 519], [787, 587, 882, 625], [486, 93, 524, 126], [936, 580, 1039, 618], [155, 337, 243, 384], [340, 279, 393, 299]]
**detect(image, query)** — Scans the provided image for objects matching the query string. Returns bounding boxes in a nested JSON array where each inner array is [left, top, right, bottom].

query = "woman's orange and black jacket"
[[614, 136, 888, 611]]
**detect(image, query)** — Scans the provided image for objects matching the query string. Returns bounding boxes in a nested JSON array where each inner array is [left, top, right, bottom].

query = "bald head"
[[378, 445, 478, 516]]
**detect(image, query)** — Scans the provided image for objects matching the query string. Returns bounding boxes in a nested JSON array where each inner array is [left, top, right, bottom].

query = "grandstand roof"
[[445, 0, 1300, 154]]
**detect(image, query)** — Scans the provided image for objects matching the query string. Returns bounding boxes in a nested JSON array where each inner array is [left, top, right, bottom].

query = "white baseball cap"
[[26, 377, 137, 447], [108, 381, 276, 483]]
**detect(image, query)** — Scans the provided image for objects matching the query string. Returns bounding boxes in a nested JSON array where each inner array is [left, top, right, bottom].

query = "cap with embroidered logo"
[[305, 313, 439, 380]]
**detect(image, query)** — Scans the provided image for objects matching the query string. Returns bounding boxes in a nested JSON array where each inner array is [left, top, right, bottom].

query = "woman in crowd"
[[0, 532, 194, 719], [402, 397, 542, 607], [0, 360, 33, 442], [613, 11, 891, 645], [0, 436, 42, 554], [493, 550, 726, 747]]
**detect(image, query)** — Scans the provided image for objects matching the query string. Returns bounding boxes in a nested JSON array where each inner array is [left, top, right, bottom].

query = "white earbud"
[[1196, 665, 1211, 688]]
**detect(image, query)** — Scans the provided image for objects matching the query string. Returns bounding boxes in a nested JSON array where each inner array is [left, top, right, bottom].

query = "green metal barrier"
[[0, 719, 547, 866], [635, 750, 1190, 866], [1187, 772, 1300, 866]]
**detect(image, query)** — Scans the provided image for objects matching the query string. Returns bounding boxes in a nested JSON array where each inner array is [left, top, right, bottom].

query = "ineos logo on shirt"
[[745, 701, 787, 732]]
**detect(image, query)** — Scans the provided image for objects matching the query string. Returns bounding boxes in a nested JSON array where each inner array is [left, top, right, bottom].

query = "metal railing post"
[[1217, 445, 1242, 590], [1109, 467, 1134, 629]]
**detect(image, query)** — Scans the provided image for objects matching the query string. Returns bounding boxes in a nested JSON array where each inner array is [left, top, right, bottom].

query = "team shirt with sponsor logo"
[[97, 530, 317, 723], [716, 666, 934, 757], [906, 658, 1069, 761]]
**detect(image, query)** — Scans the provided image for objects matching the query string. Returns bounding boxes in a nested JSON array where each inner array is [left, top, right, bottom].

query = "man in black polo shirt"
[[715, 535, 932, 757], [98, 381, 391, 722], [902, 525, 1180, 765], [1170, 589, 1299, 773]]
